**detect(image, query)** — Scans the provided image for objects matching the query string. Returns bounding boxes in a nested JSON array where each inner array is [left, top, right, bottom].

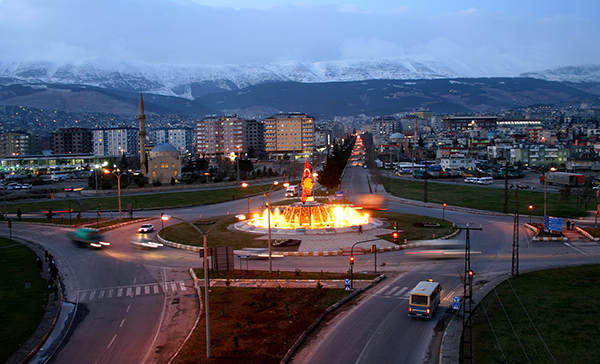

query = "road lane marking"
[[107, 334, 117, 349], [120, 319, 125, 328], [126, 305, 131, 313]]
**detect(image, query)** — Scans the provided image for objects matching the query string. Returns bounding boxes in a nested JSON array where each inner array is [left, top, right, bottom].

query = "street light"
[[104, 167, 123, 223], [161, 214, 215, 358], [544, 166, 557, 218], [241, 181, 289, 273]]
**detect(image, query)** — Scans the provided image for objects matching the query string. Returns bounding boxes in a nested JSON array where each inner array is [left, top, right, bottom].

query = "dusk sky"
[[0, 0, 598, 76]]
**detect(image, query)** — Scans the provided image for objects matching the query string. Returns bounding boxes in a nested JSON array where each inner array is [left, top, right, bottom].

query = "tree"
[[119, 152, 129, 171], [17, 208, 22, 219], [46, 208, 55, 220]]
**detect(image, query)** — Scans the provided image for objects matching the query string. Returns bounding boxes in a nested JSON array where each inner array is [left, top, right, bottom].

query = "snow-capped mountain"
[[520, 65, 600, 83], [0, 57, 465, 100]]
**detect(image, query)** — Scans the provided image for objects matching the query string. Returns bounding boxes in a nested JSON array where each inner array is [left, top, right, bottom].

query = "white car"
[[138, 223, 154, 233]]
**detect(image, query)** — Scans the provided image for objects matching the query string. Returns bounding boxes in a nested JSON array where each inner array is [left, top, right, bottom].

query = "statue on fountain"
[[301, 159, 313, 204]]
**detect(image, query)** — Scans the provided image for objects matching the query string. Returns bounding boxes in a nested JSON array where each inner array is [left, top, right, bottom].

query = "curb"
[[280, 274, 387, 364], [525, 223, 569, 241], [575, 226, 600, 241]]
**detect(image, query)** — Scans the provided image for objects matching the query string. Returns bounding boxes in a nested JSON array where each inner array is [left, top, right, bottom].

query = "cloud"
[[0, 0, 597, 77]]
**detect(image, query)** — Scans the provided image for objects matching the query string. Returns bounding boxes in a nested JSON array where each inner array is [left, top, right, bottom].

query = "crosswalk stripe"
[[145, 286, 150, 294], [117, 288, 123, 297], [179, 282, 186, 291], [394, 287, 408, 296], [80, 292, 87, 301], [135, 286, 141, 295], [171, 283, 177, 292], [89, 291, 96, 300], [386, 286, 400, 296], [98, 290, 105, 299], [108, 289, 113, 298], [126, 287, 132, 297], [153, 285, 159, 294]]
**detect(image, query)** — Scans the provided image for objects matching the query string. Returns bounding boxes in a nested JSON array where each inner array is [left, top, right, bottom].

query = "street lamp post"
[[105, 167, 123, 223], [94, 164, 100, 195], [236, 145, 241, 182], [161, 214, 217, 358], [241, 181, 289, 273]]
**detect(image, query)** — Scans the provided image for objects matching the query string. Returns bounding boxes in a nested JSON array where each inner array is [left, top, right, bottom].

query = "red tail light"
[[408, 307, 412, 312], [426, 308, 431, 314]]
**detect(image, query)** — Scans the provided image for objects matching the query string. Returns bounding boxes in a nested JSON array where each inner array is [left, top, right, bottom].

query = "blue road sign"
[[452, 302, 460, 310], [344, 278, 351, 290], [453, 296, 460, 303], [237, 254, 251, 259]]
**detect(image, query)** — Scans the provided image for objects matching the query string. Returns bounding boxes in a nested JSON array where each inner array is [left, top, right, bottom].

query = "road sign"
[[237, 254, 251, 259], [453, 296, 460, 303], [335, 190, 344, 199], [544, 216, 563, 232], [344, 278, 351, 290], [452, 302, 460, 310]]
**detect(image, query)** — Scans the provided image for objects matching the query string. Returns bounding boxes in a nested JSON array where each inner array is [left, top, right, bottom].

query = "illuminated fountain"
[[234, 160, 382, 235]]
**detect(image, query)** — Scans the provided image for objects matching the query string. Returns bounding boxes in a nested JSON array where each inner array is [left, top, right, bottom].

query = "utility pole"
[[462, 223, 482, 364], [511, 183, 529, 276], [503, 162, 509, 214]]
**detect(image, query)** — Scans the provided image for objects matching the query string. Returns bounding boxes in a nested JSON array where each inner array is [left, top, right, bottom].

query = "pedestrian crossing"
[[74, 281, 188, 302], [375, 285, 411, 300]]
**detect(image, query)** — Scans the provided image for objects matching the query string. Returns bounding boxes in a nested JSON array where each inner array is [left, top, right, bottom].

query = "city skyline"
[[0, 0, 598, 77]]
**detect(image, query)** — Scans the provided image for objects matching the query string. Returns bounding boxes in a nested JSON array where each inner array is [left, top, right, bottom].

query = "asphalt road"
[[5, 161, 600, 364]]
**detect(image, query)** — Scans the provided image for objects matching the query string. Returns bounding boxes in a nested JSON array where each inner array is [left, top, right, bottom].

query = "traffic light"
[[443, 203, 447, 209], [529, 205, 533, 212], [393, 222, 398, 230], [392, 231, 399, 243], [349, 256, 355, 265], [467, 270, 474, 278], [371, 244, 377, 253]]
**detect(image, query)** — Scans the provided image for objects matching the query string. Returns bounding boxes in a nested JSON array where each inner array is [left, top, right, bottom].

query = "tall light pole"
[[161, 214, 217, 358], [105, 167, 123, 223], [241, 181, 289, 273], [544, 166, 557, 218], [94, 164, 100, 195], [236, 145, 241, 182]]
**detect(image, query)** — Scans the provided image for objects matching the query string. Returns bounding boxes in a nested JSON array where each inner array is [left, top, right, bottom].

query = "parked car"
[[138, 223, 154, 233], [63, 186, 74, 192], [19, 183, 32, 189]]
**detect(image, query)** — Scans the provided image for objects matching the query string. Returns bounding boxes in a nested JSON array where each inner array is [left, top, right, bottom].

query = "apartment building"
[[196, 115, 247, 162], [264, 113, 315, 158], [0, 132, 35, 157], [92, 127, 140, 157], [151, 127, 194, 156], [51, 127, 93, 154]]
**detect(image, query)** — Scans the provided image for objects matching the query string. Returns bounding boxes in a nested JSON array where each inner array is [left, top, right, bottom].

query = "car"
[[594, 185, 600, 190], [138, 223, 154, 233], [20, 183, 32, 189], [131, 237, 163, 249], [63, 186, 74, 191]]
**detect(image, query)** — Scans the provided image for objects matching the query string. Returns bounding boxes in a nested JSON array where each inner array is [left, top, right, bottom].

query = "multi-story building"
[[245, 119, 265, 158], [196, 115, 246, 162], [373, 116, 402, 136], [92, 127, 140, 157], [511, 144, 570, 167], [0, 132, 35, 157], [264, 113, 315, 158], [443, 116, 498, 130], [150, 127, 194, 156], [51, 127, 93, 155]]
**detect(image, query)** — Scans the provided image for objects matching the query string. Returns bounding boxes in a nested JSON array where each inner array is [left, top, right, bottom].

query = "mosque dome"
[[151, 143, 178, 152], [390, 133, 404, 139]]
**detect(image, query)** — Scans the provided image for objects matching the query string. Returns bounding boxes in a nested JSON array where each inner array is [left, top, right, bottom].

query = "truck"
[[545, 172, 585, 187], [67, 228, 110, 248], [284, 185, 300, 197]]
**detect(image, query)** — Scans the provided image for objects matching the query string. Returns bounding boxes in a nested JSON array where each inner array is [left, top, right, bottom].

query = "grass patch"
[[193, 269, 378, 281], [471, 265, 600, 363], [172, 286, 351, 364], [160, 216, 265, 250], [367, 209, 457, 241], [0, 238, 48, 363], [384, 177, 584, 218]]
